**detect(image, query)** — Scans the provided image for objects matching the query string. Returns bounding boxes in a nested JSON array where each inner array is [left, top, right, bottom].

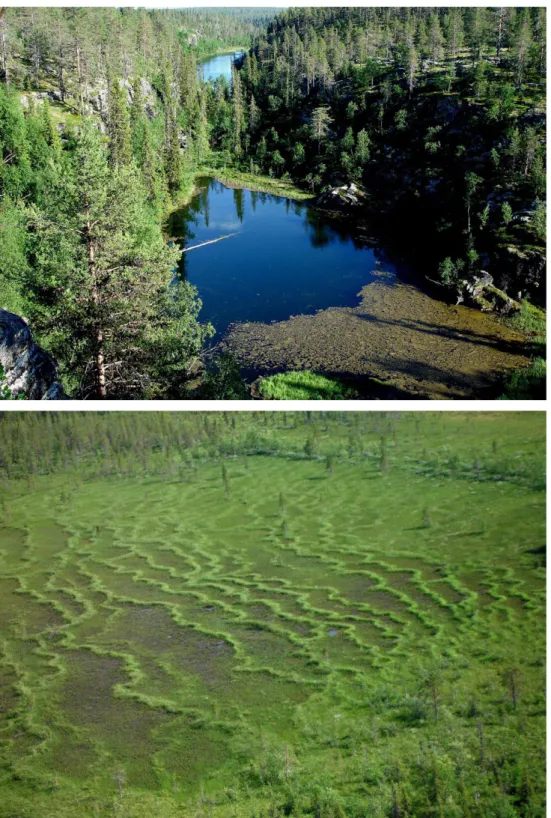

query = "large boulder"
[[315, 182, 367, 210], [458, 272, 520, 314], [0, 310, 65, 399]]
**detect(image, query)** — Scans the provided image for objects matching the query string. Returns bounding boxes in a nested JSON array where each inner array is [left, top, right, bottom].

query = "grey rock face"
[[23, 77, 158, 121], [315, 182, 366, 209], [0, 310, 66, 400]]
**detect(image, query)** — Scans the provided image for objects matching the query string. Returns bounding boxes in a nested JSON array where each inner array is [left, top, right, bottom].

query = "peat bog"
[[0, 412, 545, 816]]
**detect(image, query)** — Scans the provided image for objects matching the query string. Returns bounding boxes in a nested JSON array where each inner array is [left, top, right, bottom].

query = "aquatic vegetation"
[[257, 372, 354, 400], [0, 412, 545, 816]]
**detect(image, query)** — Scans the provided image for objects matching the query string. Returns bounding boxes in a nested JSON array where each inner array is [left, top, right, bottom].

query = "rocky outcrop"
[[20, 76, 158, 121], [0, 310, 65, 400], [315, 182, 367, 210], [86, 77, 158, 120], [457, 272, 520, 314]]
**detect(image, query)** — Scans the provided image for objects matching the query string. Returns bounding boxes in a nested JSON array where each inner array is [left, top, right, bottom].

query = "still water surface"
[[168, 178, 397, 338], [201, 51, 245, 84]]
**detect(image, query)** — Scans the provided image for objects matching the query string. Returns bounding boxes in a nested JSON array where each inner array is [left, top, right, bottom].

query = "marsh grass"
[[257, 373, 355, 401], [0, 412, 545, 817]]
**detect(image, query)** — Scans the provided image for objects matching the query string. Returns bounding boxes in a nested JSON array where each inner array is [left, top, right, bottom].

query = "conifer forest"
[[0, 7, 547, 817], [0, 7, 546, 400], [0, 410, 546, 816]]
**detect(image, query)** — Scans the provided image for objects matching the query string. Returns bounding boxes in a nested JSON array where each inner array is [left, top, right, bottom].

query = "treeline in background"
[[0, 7, 546, 399], [1, 411, 544, 493]]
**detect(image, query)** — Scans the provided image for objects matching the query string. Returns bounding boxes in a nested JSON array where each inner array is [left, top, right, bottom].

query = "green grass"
[[197, 163, 314, 201], [506, 300, 546, 351], [257, 372, 355, 400], [0, 412, 545, 817], [500, 357, 546, 400], [500, 301, 546, 399]]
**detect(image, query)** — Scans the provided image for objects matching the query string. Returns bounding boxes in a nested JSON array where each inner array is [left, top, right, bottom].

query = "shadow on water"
[[167, 177, 396, 338], [355, 313, 521, 355]]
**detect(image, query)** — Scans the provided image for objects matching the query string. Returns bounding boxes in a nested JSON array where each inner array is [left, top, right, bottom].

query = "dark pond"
[[200, 51, 245, 84], [167, 178, 398, 338]]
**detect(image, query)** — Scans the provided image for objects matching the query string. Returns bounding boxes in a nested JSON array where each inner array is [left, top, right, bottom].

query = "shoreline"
[[165, 174, 543, 400]]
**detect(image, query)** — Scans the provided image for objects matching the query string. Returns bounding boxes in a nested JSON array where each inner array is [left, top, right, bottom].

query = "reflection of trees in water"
[[303, 210, 333, 248], [303, 209, 377, 253], [171, 178, 384, 285], [201, 185, 210, 228], [168, 180, 216, 281], [233, 188, 244, 223]]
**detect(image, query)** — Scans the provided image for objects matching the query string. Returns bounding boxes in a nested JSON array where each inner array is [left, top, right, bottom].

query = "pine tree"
[[310, 106, 332, 153], [107, 76, 132, 167], [27, 119, 210, 398], [513, 10, 533, 90], [406, 44, 418, 94], [428, 14, 444, 64]]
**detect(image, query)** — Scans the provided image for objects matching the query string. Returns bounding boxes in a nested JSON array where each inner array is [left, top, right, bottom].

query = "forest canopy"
[[0, 7, 546, 398]]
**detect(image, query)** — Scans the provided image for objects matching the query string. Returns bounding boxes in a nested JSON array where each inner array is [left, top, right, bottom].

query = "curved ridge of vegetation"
[[0, 411, 546, 817]]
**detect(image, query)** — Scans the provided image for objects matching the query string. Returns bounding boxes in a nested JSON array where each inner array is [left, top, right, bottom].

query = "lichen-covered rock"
[[315, 183, 367, 209], [458, 272, 520, 314], [0, 310, 65, 400]]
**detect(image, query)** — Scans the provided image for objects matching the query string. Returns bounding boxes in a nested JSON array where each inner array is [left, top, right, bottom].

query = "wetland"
[[0, 411, 545, 816]]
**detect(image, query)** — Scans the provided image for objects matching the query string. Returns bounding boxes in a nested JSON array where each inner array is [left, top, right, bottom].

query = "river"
[[200, 51, 246, 84]]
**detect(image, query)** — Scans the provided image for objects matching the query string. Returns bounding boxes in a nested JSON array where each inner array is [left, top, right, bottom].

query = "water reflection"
[[200, 51, 246, 84], [167, 178, 397, 338]]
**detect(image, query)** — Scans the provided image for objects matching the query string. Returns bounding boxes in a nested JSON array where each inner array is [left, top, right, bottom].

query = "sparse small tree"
[[221, 462, 230, 499], [113, 766, 126, 798], [423, 506, 431, 528]]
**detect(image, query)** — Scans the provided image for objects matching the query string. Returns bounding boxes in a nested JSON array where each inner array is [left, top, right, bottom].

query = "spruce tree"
[[107, 76, 132, 167], [129, 76, 147, 164], [27, 118, 211, 398]]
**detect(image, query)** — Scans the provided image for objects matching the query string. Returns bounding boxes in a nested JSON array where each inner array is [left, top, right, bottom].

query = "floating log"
[[183, 232, 239, 253]]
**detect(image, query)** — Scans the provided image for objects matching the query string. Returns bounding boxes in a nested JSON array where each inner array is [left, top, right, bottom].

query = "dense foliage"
[[0, 7, 268, 397], [0, 7, 546, 397], [210, 8, 545, 301]]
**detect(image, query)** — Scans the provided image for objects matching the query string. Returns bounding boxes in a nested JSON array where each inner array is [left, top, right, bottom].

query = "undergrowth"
[[257, 372, 355, 401]]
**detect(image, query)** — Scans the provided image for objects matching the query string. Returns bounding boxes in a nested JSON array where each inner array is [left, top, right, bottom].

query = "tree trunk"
[[497, 8, 504, 62], [85, 211, 106, 399], [0, 11, 8, 86], [76, 39, 84, 114]]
